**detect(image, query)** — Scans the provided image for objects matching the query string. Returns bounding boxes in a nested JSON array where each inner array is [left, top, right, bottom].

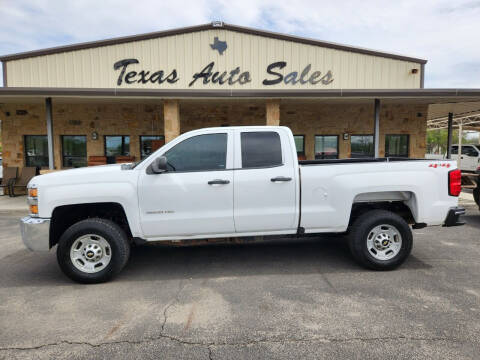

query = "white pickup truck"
[[450, 144, 480, 173], [21, 126, 465, 283]]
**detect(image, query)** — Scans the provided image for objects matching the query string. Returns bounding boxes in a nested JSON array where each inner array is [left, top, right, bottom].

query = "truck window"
[[164, 133, 227, 172], [462, 146, 479, 157], [241, 132, 282, 168]]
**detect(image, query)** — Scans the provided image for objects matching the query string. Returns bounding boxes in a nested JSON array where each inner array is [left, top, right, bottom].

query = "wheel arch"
[[350, 191, 419, 225], [49, 202, 132, 248]]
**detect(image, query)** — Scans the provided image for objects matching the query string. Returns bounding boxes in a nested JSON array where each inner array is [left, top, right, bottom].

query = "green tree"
[[427, 129, 469, 154]]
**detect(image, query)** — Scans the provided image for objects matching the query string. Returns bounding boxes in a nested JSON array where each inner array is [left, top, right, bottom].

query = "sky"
[[0, 0, 480, 88]]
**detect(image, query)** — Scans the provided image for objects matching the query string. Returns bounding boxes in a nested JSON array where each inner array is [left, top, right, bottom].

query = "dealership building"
[[1, 22, 480, 170]]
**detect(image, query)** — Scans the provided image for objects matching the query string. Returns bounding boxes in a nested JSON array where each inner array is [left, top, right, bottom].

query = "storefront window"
[[140, 135, 165, 159], [293, 135, 305, 157], [351, 135, 374, 158], [62, 136, 87, 168], [24, 135, 49, 167], [385, 135, 409, 158], [105, 136, 130, 156], [315, 135, 339, 159]]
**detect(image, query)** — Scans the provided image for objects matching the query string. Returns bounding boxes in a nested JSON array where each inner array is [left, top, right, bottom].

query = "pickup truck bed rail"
[[300, 158, 430, 166]]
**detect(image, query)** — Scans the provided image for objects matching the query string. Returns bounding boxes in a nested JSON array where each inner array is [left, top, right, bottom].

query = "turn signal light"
[[29, 204, 38, 215], [28, 188, 38, 198], [448, 169, 462, 197]]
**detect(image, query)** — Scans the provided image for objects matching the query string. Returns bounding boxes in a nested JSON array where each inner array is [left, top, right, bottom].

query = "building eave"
[[0, 87, 477, 99]]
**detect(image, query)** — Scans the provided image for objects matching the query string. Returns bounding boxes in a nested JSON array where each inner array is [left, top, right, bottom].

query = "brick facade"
[[0, 100, 427, 170]]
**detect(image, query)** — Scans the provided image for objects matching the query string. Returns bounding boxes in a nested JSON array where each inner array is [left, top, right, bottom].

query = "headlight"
[[27, 186, 39, 217]]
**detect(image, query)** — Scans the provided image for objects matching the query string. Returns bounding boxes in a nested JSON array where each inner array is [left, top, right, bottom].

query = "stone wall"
[[180, 101, 266, 133], [0, 102, 164, 169], [0, 100, 427, 170], [281, 102, 427, 159], [1, 103, 47, 169]]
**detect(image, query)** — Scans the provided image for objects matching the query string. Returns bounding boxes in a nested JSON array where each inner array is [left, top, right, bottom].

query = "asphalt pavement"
[[0, 205, 479, 359]]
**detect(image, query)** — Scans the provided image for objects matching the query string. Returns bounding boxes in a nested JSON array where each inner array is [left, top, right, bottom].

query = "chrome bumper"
[[20, 216, 51, 251]]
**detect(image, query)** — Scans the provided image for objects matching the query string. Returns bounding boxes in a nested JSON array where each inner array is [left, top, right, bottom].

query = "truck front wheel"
[[348, 210, 413, 270], [56, 218, 130, 283]]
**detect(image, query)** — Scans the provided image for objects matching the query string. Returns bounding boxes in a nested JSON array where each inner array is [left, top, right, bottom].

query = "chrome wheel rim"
[[70, 234, 112, 273], [366, 224, 402, 261]]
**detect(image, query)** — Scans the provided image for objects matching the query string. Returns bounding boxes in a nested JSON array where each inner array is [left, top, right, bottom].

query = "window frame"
[[61, 135, 87, 168], [385, 134, 410, 158], [139, 135, 165, 160], [350, 134, 374, 158], [24, 135, 49, 168], [293, 135, 305, 156], [240, 131, 284, 169], [314, 134, 339, 160], [104, 135, 131, 157]]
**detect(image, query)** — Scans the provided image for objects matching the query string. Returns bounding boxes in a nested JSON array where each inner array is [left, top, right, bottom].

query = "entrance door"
[[138, 130, 235, 238], [233, 129, 298, 233]]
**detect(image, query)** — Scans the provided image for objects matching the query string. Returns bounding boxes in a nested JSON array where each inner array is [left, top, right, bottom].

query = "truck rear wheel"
[[473, 186, 480, 208], [348, 210, 412, 270], [56, 218, 130, 283]]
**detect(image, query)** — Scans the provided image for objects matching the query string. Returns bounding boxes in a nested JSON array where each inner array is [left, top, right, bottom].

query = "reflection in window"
[[165, 133, 227, 172], [140, 135, 165, 159], [24, 135, 49, 167], [385, 135, 409, 158], [315, 135, 339, 159], [105, 136, 130, 156], [351, 135, 374, 158], [294, 135, 305, 157], [62, 135, 87, 167]]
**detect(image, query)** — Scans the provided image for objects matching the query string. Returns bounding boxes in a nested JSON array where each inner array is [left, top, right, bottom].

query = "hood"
[[29, 164, 128, 188]]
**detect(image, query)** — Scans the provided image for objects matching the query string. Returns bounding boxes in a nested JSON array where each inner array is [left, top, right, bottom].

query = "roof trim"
[[0, 23, 427, 64], [0, 87, 476, 99]]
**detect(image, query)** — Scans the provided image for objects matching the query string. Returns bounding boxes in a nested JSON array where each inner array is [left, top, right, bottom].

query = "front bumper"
[[443, 207, 466, 227], [20, 216, 51, 251]]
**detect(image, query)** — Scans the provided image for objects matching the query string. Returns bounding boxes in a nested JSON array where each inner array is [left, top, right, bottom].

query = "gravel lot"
[[0, 204, 479, 359]]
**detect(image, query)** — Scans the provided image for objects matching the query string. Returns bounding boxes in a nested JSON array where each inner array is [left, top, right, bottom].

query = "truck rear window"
[[241, 132, 282, 168]]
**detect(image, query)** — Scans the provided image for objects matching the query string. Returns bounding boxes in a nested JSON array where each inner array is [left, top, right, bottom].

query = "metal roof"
[[0, 22, 427, 64]]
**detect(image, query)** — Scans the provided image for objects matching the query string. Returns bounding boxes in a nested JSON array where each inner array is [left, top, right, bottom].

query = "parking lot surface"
[[1, 206, 479, 359]]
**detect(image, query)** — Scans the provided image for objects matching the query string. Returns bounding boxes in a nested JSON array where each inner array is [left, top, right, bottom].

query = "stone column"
[[45, 98, 55, 169], [164, 100, 180, 143], [266, 100, 280, 126], [373, 98, 380, 158]]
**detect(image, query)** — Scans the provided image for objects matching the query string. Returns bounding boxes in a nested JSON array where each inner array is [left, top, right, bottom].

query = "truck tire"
[[473, 186, 480, 208], [56, 218, 130, 283], [348, 210, 412, 270]]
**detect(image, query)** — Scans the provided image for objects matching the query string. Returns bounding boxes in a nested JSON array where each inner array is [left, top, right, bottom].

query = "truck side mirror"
[[151, 156, 168, 174]]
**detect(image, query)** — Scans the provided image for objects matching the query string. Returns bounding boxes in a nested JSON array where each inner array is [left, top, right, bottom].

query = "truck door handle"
[[271, 176, 292, 182], [208, 179, 230, 185]]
